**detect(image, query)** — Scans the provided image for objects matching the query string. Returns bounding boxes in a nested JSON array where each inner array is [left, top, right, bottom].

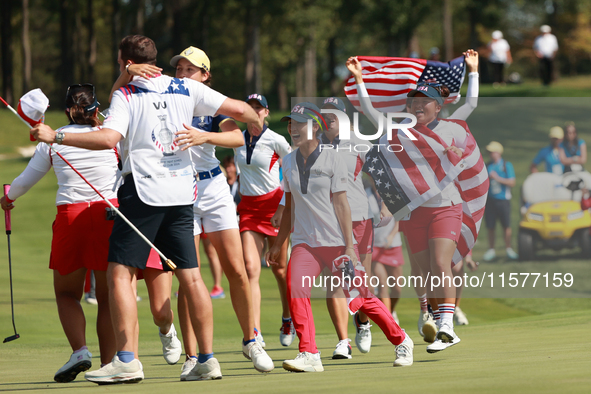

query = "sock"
[[73, 346, 88, 355], [243, 338, 255, 346], [197, 353, 213, 364], [282, 317, 292, 323], [439, 303, 455, 326], [117, 351, 135, 363], [419, 294, 428, 312], [433, 309, 441, 327]]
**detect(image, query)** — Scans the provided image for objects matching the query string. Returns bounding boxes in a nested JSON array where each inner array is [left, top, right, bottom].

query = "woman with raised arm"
[[347, 54, 477, 353], [1, 84, 116, 382]]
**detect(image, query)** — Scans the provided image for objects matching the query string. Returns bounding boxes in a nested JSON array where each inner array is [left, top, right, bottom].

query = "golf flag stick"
[[3, 184, 20, 343], [0, 96, 176, 270]]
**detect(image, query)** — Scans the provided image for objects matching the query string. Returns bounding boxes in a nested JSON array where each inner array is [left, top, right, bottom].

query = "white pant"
[[193, 174, 238, 235]]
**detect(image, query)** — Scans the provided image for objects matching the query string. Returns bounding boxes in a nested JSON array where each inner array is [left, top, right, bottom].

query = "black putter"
[[3, 184, 19, 343]]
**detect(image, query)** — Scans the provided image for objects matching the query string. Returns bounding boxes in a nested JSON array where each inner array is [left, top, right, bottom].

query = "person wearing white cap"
[[530, 126, 564, 174], [487, 30, 512, 86], [533, 25, 559, 86], [483, 141, 518, 261]]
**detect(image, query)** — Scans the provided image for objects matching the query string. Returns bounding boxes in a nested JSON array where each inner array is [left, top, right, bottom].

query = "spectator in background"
[[223, 155, 241, 206], [530, 126, 564, 175], [487, 30, 512, 87], [533, 25, 559, 86], [559, 122, 587, 172], [483, 141, 518, 261], [429, 47, 440, 61]]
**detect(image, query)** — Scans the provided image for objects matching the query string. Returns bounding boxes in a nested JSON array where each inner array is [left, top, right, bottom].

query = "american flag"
[[344, 56, 466, 113], [363, 120, 489, 263]]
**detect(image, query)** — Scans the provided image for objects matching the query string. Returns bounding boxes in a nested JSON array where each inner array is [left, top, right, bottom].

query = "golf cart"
[[518, 171, 591, 260]]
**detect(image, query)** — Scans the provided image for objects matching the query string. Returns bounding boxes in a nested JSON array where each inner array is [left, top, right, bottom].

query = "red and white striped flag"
[[363, 120, 488, 263], [344, 56, 466, 113]]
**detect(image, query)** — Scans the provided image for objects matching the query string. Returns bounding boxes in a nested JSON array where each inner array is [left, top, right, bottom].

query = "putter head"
[[3, 333, 20, 343]]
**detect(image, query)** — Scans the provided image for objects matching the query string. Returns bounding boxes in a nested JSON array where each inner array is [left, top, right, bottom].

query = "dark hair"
[[202, 69, 213, 86], [439, 85, 450, 98], [119, 35, 157, 65], [222, 155, 235, 167], [66, 85, 101, 127]]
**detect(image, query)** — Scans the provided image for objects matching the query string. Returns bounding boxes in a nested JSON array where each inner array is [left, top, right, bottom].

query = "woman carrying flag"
[[266, 102, 413, 372], [346, 51, 487, 353]]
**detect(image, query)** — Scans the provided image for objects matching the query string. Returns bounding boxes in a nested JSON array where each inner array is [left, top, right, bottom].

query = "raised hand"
[[346, 57, 364, 83], [463, 49, 479, 73]]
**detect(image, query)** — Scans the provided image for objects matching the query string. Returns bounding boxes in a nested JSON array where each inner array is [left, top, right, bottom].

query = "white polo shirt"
[[488, 39, 510, 63], [283, 146, 350, 248], [319, 132, 370, 221], [105, 75, 226, 206], [533, 33, 558, 58], [235, 126, 291, 196], [9, 124, 118, 206]]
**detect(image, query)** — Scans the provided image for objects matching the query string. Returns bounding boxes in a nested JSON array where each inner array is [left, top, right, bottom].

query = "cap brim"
[[281, 114, 309, 122], [170, 55, 185, 68]]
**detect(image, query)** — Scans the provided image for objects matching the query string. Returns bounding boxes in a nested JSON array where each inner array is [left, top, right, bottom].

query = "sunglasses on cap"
[[66, 83, 100, 113]]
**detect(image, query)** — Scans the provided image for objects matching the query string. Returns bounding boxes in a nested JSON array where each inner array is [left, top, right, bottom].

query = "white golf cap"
[[492, 30, 503, 39], [18, 88, 49, 125], [540, 25, 551, 33]]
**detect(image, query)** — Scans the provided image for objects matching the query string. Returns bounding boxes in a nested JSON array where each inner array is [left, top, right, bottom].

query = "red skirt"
[[50, 199, 118, 276], [238, 188, 283, 236], [372, 246, 405, 267]]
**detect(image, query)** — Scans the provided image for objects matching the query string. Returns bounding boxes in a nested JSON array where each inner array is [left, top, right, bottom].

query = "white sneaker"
[[422, 315, 437, 344], [417, 311, 428, 337], [392, 311, 399, 324], [426, 335, 461, 353], [242, 341, 274, 373], [454, 306, 469, 325], [180, 357, 197, 381], [255, 331, 266, 348], [283, 352, 324, 372], [332, 339, 352, 359], [85, 356, 144, 384], [54, 349, 92, 383], [483, 248, 496, 261], [159, 323, 182, 365], [182, 357, 222, 381], [393, 333, 413, 367], [437, 322, 457, 343], [354, 312, 372, 353], [279, 319, 296, 347]]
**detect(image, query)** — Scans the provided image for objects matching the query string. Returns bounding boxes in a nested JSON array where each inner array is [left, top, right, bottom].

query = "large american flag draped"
[[362, 120, 489, 263], [344, 56, 466, 113]]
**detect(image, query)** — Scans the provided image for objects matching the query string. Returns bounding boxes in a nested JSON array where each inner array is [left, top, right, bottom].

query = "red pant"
[[287, 244, 406, 353]]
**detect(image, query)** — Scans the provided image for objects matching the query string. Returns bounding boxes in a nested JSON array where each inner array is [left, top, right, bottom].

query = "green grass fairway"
[[1, 77, 591, 392]]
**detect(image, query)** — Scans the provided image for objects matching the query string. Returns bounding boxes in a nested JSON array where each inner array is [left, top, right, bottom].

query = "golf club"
[[0, 95, 176, 270], [3, 184, 20, 343]]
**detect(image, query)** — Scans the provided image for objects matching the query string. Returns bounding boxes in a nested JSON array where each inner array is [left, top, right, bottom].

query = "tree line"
[[1, 0, 591, 111]]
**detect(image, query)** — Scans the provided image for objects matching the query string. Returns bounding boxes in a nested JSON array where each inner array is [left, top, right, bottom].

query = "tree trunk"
[[135, 0, 145, 35], [60, 0, 75, 95], [87, 0, 97, 83], [245, 0, 262, 95], [112, 0, 121, 82], [74, 3, 84, 81], [443, 0, 454, 61], [328, 37, 339, 96], [1, 0, 14, 104], [22, 0, 32, 93], [276, 68, 288, 111], [304, 29, 316, 98]]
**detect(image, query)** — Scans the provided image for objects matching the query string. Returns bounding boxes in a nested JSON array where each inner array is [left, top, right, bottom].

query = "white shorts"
[[193, 174, 239, 236]]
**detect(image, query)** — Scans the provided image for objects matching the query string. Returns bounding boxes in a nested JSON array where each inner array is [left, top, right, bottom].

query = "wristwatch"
[[55, 131, 65, 145]]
